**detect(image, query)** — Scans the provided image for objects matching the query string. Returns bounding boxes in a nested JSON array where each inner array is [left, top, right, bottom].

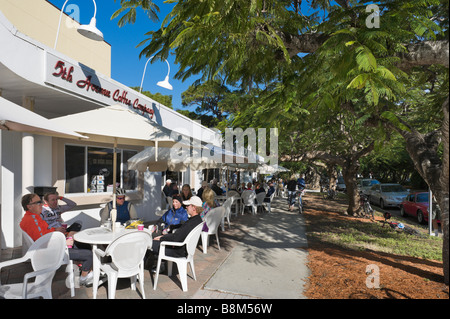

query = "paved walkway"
[[0, 197, 310, 300]]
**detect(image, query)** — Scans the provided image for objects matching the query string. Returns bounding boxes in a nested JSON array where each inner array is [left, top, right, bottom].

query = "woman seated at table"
[[180, 184, 193, 201], [255, 182, 265, 195], [201, 187, 220, 232], [152, 194, 188, 235]]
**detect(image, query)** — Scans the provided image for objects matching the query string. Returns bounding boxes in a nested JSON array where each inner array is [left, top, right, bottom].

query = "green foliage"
[[112, 0, 160, 26], [130, 86, 173, 108], [114, 0, 448, 190]]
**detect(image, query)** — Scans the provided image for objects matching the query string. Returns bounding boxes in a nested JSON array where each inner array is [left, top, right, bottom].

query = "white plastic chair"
[[241, 190, 257, 215], [201, 206, 226, 254], [153, 222, 205, 292], [265, 192, 276, 213], [255, 192, 266, 213], [0, 232, 67, 299], [93, 231, 152, 299], [221, 197, 234, 231], [227, 190, 241, 217], [22, 230, 76, 297]]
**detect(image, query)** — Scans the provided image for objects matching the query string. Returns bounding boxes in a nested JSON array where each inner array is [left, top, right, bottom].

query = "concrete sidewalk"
[[203, 202, 309, 299], [1, 197, 310, 299]]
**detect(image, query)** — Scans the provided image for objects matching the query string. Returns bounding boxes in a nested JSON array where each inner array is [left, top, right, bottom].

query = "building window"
[[65, 145, 86, 193], [65, 145, 138, 194]]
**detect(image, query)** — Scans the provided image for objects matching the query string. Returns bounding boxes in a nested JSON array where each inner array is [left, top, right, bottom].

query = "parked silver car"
[[357, 178, 380, 195], [367, 183, 409, 209], [336, 176, 346, 192]]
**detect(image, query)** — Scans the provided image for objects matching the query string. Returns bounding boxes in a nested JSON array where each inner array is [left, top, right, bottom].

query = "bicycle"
[[323, 187, 336, 200], [359, 192, 374, 219], [379, 212, 424, 237], [288, 187, 305, 213]]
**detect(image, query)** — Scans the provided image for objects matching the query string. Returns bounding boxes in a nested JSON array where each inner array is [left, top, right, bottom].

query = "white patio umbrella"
[[257, 163, 290, 174], [49, 104, 177, 147], [0, 97, 87, 139], [50, 104, 186, 230], [127, 145, 225, 172]]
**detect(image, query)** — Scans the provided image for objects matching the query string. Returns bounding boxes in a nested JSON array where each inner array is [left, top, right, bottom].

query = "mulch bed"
[[302, 195, 449, 299]]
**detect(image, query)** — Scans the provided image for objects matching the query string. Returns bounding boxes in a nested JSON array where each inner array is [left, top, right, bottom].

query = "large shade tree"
[[113, 0, 449, 283]]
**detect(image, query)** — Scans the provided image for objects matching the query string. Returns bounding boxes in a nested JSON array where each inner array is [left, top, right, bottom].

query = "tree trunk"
[[342, 160, 361, 216], [393, 97, 449, 284], [327, 165, 337, 191]]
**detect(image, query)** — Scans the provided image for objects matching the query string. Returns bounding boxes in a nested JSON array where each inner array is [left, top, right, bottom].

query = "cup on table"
[[137, 224, 144, 231], [61, 223, 68, 231], [67, 237, 73, 249], [115, 222, 122, 229]]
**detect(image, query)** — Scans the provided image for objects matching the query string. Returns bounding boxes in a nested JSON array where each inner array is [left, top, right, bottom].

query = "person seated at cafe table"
[[196, 180, 208, 199], [41, 191, 81, 237], [148, 196, 204, 273], [181, 184, 193, 201], [151, 194, 189, 235], [264, 181, 276, 203], [255, 182, 265, 195], [100, 188, 138, 225], [162, 179, 172, 197], [200, 187, 220, 232], [20, 193, 94, 286], [211, 179, 224, 196]]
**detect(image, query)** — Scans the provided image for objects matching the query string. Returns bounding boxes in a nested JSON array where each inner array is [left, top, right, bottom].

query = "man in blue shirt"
[[100, 188, 138, 224]]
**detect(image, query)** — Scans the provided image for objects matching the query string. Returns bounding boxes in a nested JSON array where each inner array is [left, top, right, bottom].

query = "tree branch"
[[279, 31, 449, 68]]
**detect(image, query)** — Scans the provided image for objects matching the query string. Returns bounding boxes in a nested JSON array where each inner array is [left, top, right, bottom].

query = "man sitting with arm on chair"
[[149, 196, 203, 273], [20, 193, 94, 286]]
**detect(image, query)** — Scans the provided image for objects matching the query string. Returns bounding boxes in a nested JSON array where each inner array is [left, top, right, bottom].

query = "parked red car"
[[400, 192, 441, 224]]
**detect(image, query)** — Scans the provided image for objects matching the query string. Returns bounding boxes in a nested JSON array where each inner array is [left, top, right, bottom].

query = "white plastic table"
[[74, 227, 152, 298]]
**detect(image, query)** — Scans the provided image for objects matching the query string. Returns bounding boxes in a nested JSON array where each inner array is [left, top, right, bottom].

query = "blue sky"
[[48, 0, 198, 111]]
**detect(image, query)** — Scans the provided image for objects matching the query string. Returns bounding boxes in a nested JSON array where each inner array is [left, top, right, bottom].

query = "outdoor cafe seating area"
[[0, 174, 285, 299]]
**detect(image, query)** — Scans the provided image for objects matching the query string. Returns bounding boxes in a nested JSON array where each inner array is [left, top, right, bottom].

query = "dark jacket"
[[287, 180, 297, 192], [153, 215, 203, 257]]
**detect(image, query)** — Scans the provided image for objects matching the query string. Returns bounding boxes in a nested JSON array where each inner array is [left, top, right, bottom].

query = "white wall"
[[1, 130, 24, 248]]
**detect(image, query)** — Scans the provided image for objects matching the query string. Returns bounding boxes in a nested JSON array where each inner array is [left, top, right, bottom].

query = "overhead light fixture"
[[157, 76, 173, 90], [54, 0, 104, 50], [77, 17, 104, 41], [140, 56, 174, 92]]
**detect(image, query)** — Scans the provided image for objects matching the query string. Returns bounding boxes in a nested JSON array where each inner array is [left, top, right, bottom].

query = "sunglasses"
[[29, 200, 43, 206], [117, 196, 125, 200]]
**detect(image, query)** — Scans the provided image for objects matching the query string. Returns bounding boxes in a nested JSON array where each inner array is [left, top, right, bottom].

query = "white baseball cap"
[[166, 179, 172, 183], [182, 196, 203, 207]]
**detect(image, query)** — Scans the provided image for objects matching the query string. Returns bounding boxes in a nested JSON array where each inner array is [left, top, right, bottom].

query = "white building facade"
[[0, 0, 218, 249]]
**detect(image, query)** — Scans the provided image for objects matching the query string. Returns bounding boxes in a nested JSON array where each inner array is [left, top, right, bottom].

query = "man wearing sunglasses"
[[100, 188, 138, 225], [20, 193, 66, 241]]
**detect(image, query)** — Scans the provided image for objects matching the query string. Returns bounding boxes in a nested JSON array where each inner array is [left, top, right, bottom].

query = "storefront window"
[[65, 145, 86, 193], [65, 145, 137, 194]]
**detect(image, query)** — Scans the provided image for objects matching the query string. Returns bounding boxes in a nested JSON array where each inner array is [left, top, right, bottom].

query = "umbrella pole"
[[111, 138, 118, 231]]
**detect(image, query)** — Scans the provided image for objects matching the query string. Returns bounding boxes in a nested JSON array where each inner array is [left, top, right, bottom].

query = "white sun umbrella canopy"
[[50, 104, 181, 230], [127, 147, 190, 172], [49, 104, 176, 146], [0, 97, 87, 139], [128, 144, 222, 172], [257, 163, 290, 174]]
